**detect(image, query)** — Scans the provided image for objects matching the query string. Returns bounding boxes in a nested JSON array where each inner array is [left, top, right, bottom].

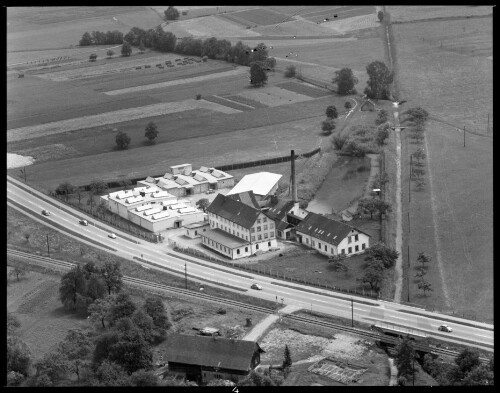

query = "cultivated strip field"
[[220, 8, 293, 26], [277, 81, 331, 98], [103, 67, 248, 95], [236, 85, 314, 107], [253, 18, 339, 37], [387, 6, 493, 23], [163, 15, 261, 38], [7, 100, 241, 143]]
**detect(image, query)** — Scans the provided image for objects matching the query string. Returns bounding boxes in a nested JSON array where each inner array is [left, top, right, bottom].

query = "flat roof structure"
[[103, 186, 176, 209], [227, 172, 282, 197], [201, 228, 249, 249]]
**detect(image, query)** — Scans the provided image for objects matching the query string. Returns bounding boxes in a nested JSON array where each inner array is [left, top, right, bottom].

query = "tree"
[[344, 101, 352, 111], [196, 198, 210, 212], [404, 107, 429, 124], [7, 312, 21, 334], [417, 278, 433, 296], [455, 348, 481, 378], [282, 344, 292, 372], [7, 336, 32, 376], [144, 121, 159, 143], [249, 63, 267, 87], [121, 41, 132, 56], [395, 336, 417, 380], [6, 371, 25, 386], [131, 369, 159, 386], [93, 331, 120, 366], [374, 199, 392, 217], [364, 243, 399, 269], [94, 360, 131, 386], [138, 40, 145, 53], [58, 329, 93, 384], [412, 168, 425, 179], [101, 260, 123, 295], [414, 266, 426, 280], [376, 124, 390, 146], [416, 252, 431, 269], [375, 109, 389, 125], [80, 32, 93, 46], [321, 119, 336, 135], [59, 265, 87, 310], [34, 351, 68, 384], [89, 178, 108, 196], [56, 181, 75, 201], [164, 6, 180, 20], [89, 295, 115, 329], [284, 65, 296, 78], [328, 254, 348, 275], [415, 178, 425, 191], [360, 260, 384, 290], [326, 105, 338, 119], [462, 363, 494, 386], [378, 10, 384, 22], [109, 292, 136, 325], [132, 309, 155, 344], [333, 134, 348, 151], [107, 49, 114, 58], [332, 67, 358, 95], [86, 275, 107, 302], [9, 265, 28, 281], [115, 131, 131, 150], [364, 61, 393, 100], [89, 53, 97, 62], [108, 326, 153, 374], [413, 148, 426, 162], [358, 198, 377, 219]]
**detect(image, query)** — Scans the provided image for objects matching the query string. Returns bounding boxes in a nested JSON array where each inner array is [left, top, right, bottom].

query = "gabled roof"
[[227, 172, 282, 197], [227, 191, 260, 209], [265, 199, 295, 222], [165, 334, 264, 372], [295, 212, 370, 246], [207, 194, 261, 229]]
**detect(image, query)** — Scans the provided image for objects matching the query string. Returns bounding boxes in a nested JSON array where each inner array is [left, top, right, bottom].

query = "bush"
[[344, 141, 367, 157], [284, 65, 296, 78], [321, 119, 336, 135], [217, 308, 227, 315], [115, 131, 131, 150], [196, 94, 202, 100], [375, 109, 389, 125], [202, 56, 208, 62], [333, 135, 348, 150]]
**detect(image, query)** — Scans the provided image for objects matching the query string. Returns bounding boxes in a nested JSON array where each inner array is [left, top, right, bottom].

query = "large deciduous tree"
[[321, 119, 336, 135], [144, 121, 159, 143], [249, 63, 267, 87], [115, 131, 131, 150], [196, 198, 210, 212], [364, 61, 393, 100], [58, 329, 93, 384], [79, 32, 93, 46], [332, 67, 358, 95], [100, 260, 123, 295], [395, 336, 417, 380], [121, 41, 132, 56], [364, 243, 399, 269], [56, 181, 75, 201], [109, 292, 136, 325], [59, 265, 87, 310], [89, 295, 115, 329], [326, 105, 338, 119], [7, 336, 32, 376], [164, 6, 180, 20]]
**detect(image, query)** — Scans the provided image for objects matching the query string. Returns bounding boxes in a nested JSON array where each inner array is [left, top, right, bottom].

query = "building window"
[[355, 245, 359, 252], [251, 228, 255, 233], [331, 248, 334, 253], [306, 238, 309, 244], [312, 241, 315, 247], [348, 247, 352, 254], [362, 243, 366, 250], [257, 226, 261, 232], [270, 232, 274, 238], [268, 242, 271, 247], [251, 236, 255, 241], [348, 236, 352, 244], [355, 234, 359, 242], [318, 242, 321, 249], [258, 234, 262, 240], [270, 223, 274, 229], [341, 249, 345, 254], [246, 235, 248, 240], [278, 231, 282, 237], [325, 245, 327, 251], [237, 232, 240, 237], [237, 249, 240, 254], [225, 226, 227, 231], [257, 219, 261, 224], [256, 244, 259, 250], [245, 247, 248, 252], [263, 225, 268, 230], [263, 217, 267, 222], [264, 233, 268, 239]]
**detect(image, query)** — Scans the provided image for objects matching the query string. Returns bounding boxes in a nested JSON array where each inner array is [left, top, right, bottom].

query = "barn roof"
[[165, 334, 264, 372], [227, 172, 282, 197], [227, 191, 260, 209], [207, 194, 261, 229], [265, 199, 295, 222]]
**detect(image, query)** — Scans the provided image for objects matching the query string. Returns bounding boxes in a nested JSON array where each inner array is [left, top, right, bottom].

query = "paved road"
[[7, 176, 493, 351]]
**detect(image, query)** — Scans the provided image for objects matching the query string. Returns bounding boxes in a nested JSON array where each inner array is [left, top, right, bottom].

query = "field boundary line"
[[428, 117, 493, 139]]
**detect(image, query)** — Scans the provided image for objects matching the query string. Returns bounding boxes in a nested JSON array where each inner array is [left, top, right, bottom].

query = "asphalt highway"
[[7, 176, 493, 351]]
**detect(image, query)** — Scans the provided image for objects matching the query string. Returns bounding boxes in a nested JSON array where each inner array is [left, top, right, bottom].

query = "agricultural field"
[[393, 16, 493, 135], [7, 6, 162, 52], [163, 15, 261, 38], [387, 6, 493, 23], [220, 8, 293, 27]]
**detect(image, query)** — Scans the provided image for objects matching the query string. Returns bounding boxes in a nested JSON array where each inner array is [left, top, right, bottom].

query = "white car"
[[250, 284, 262, 290], [79, 219, 88, 226], [108, 233, 117, 239], [438, 324, 453, 333]]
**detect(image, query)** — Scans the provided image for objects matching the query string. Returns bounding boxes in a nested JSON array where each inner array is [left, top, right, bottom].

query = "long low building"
[[137, 164, 234, 197]]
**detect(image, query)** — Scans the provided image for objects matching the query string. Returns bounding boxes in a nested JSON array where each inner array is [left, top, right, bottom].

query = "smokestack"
[[291, 150, 298, 204]]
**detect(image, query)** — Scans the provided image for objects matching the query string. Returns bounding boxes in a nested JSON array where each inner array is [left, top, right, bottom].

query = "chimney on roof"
[[291, 150, 299, 212]]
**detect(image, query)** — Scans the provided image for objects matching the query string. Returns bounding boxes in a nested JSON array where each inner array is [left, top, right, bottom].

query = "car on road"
[[108, 233, 117, 239], [250, 284, 262, 290], [205, 189, 215, 194], [79, 219, 88, 226], [438, 324, 453, 332], [41, 210, 50, 216]]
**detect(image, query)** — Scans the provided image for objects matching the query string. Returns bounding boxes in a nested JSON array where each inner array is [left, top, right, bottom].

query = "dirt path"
[[392, 110, 403, 303], [387, 357, 398, 385], [242, 305, 300, 342]]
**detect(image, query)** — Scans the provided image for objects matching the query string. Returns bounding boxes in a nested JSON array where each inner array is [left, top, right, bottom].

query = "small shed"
[[341, 210, 353, 222], [185, 221, 210, 238]]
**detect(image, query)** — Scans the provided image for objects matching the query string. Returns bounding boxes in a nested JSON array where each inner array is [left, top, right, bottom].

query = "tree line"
[[79, 30, 124, 46]]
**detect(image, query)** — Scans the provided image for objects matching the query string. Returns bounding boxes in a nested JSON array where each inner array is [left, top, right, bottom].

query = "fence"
[[169, 241, 380, 300]]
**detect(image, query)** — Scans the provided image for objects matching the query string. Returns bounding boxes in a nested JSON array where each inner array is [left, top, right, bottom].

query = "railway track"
[[7, 249, 491, 362]]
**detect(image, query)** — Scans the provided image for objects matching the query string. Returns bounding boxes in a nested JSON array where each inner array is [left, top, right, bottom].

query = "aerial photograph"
[[6, 5, 493, 386]]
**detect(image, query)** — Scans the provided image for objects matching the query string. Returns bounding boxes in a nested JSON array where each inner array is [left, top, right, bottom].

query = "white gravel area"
[[7, 153, 35, 169]]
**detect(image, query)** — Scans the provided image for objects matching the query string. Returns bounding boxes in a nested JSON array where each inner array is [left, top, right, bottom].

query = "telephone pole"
[[407, 244, 410, 302], [46, 234, 50, 258], [410, 154, 413, 179], [351, 298, 354, 327], [184, 263, 187, 289], [463, 126, 466, 147]]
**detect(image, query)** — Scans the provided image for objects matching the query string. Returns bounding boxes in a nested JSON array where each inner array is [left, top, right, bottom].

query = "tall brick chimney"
[[291, 150, 298, 207]]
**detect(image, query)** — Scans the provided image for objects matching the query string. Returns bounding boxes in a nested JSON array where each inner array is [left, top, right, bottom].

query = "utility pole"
[[408, 211, 410, 233], [408, 176, 411, 203], [184, 263, 187, 289], [463, 126, 466, 147], [410, 154, 413, 179], [351, 298, 354, 327], [46, 234, 50, 258], [407, 244, 410, 302]]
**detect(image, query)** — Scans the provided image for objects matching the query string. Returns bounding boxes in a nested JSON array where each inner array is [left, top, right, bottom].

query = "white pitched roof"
[[227, 172, 282, 196], [144, 207, 163, 216]]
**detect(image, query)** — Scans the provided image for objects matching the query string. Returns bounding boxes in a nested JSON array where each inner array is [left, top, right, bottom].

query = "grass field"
[[393, 17, 493, 135], [387, 6, 493, 23], [221, 8, 293, 26]]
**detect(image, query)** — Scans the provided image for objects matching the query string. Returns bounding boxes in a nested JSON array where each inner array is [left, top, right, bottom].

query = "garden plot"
[[35, 54, 187, 82], [104, 67, 248, 95], [308, 358, 367, 384], [7, 99, 241, 143], [163, 15, 260, 38], [236, 86, 313, 107]]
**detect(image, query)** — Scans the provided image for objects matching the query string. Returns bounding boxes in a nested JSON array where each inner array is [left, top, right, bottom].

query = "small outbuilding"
[[185, 221, 210, 238]]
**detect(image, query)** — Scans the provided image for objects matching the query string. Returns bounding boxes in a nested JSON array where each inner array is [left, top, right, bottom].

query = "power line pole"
[[351, 298, 354, 327], [410, 154, 413, 179], [46, 234, 50, 258], [407, 244, 410, 302], [463, 126, 466, 147], [408, 211, 410, 233], [408, 176, 411, 203], [184, 263, 187, 289]]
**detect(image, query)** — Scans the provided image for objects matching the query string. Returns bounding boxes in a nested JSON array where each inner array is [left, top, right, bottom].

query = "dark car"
[[42, 210, 50, 216], [250, 284, 262, 290], [438, 324, 453, 332]]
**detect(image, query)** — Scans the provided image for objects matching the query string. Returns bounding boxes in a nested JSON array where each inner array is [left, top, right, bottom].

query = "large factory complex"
[[101, 152, 370, 259]]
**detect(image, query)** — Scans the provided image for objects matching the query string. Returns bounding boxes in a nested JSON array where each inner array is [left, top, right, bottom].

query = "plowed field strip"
[[103, 68, 247, 96], [277, 81, 330, 98], [7, 100, 241, 143], [203, 95, 254, 111], [223, 95, 269, 108]]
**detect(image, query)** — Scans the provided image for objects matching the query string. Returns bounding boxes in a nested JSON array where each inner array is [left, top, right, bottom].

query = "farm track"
[[7, 248, 491, 362]]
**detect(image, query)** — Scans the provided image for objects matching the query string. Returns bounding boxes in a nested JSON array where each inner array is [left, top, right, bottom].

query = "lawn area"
[[392, 17, 492, 135]]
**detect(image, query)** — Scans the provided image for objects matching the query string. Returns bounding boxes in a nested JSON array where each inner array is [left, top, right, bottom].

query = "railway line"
[[7, 248, 490, 363]]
